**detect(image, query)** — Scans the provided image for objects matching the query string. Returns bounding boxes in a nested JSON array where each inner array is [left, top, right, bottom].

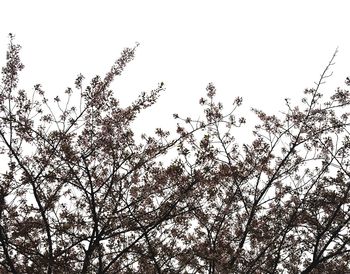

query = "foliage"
[[1, 35, 350, 273]]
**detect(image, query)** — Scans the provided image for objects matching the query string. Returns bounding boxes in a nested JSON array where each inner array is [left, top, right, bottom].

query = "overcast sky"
[[0, 1, 350, 137]]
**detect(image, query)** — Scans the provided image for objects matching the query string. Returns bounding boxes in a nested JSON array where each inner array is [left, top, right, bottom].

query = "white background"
[[0, 1, 350, 138]]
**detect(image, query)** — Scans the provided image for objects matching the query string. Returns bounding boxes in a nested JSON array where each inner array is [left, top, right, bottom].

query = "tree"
[[0, 34, 350, 273]]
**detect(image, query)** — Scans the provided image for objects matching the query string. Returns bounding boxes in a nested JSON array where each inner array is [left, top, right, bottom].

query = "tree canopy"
[[1, 35, 350, 273]]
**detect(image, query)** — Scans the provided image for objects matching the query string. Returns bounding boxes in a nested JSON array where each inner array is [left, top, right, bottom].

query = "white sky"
[[1, 1, 350, 137]]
